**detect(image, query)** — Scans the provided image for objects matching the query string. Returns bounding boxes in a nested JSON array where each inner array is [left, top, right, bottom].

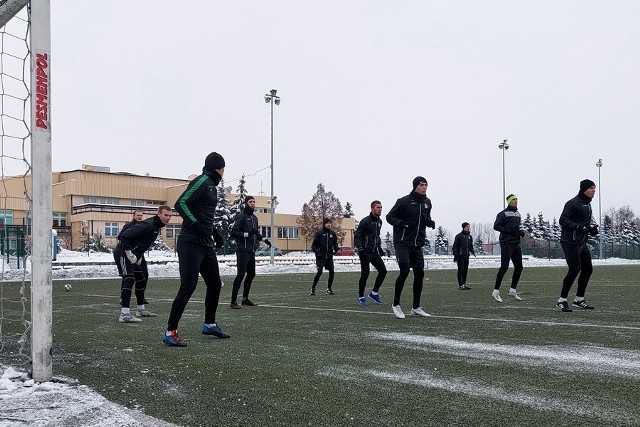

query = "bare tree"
[[296, 183, 344, 244]]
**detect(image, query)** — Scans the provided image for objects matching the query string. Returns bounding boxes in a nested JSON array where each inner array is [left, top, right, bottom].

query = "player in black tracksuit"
[[452, 222, 475, 290], [117, 210, 149, 305], [114, 206, 171, 322], [310, 218, 339, 295], [385, 176, 435, 318], [492, 194, 526, 302], [556, 179, 599, 312], [354, 200, 387, 305], [164, 152, 229, 347], [229, 196, 271, 308]]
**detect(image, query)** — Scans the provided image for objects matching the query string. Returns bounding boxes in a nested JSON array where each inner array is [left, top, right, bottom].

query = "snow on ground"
[[1, 250, 638, 426]]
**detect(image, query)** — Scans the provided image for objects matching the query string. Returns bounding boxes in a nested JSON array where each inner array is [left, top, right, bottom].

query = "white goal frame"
[[0, 0, 53, 382]]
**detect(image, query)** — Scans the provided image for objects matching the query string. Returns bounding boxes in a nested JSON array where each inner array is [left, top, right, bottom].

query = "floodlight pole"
[[498, 140, 509, 208], [596, 158, 603, 259], [264, 89, 280, 265]]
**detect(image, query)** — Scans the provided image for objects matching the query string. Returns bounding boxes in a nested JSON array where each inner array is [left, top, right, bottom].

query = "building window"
[[85, 196, 120, 205], [131, 200, 145, 207], [0, 210, 14, 225], [278, 227, 299, 239], [260, 226, 272, 239], [53, 212, 67, 227], [105, 222, 119, 237], [165, 224, 181, 239]]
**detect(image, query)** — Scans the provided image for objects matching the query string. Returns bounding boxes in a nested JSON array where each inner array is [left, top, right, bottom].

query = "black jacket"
[[117, 219, 139, 241], [311, 226, 339, 259], [494, 205, 522, 244], [115, 215, 166, 258], [386, 191, 434, 247], [452, 231, 475, 258], [174, 170, 223, 246], [230, 207, 263, 253], [560, 192, 594, 244], [354, 213, 383, 254]]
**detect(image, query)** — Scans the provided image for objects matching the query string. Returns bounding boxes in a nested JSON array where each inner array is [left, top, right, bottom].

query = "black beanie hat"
[[580, 179, 595, 192], [203, 152, 225, 172], [244, 195, 255, 205], [461, 222, 470, 228], [412, 176, 427, 190]]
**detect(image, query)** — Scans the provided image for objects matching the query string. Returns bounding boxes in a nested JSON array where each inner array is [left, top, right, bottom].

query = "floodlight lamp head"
[[274, 98, 280, 105], [264, 95, 271, 103], [596, 159, 603, 167], [270, 89, 277, 96]]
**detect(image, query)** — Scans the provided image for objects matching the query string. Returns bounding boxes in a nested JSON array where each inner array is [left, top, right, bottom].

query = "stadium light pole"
[[498, 139, 509, 208], [264, 89, 280, 265], [596, 158, 603, 259]]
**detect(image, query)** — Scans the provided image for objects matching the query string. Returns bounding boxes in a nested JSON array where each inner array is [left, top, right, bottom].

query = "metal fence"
[[490, 238, 640, 260]]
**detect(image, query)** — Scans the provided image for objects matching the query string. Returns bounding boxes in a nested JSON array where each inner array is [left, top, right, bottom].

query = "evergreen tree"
[[383, 231, 392, 256], [474, 234, 486, 255], [423, 236, 433, 255], [214, 180, 236, 254], [602, 214, 613, 243], [522, 213, 533, 234], [534, 212, 547, 240], [343, 202, 355, 218], [232, 174, 249, 214], [550, 217, 561, 240], [296, 183, 344, 245], [150, 234, 171, 252], [434, 226, 447, 255]]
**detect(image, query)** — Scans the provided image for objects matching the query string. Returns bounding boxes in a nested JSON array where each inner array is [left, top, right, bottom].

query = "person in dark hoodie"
[[452, 222, 475, 290], [492, 194, 526, 302], [163, 152, 229, 347], [556, 179, 598, 312], [354, 200, 387, 306], [310, 218, 340, 295], [385, 176, 435, 319], [114, 205, 171, 323], [229, 196, 271, 309]]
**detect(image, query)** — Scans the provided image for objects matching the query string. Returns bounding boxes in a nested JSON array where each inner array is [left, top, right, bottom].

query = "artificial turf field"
[[48, 265, 639, 426]]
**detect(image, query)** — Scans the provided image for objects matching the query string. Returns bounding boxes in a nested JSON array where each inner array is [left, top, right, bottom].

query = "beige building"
[[0, 165, 356, 253]]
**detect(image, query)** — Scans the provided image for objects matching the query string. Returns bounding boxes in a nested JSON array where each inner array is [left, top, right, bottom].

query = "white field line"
[[321, 366, 635, 424]]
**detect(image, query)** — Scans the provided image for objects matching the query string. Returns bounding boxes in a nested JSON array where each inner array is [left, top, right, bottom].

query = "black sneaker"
[[556, 301, 573, 312], [459, 284, 471, 290], [241, 299, 257, 307], [326, 289, 335, 295], [572, 300, 595, 310], [310, 289, 316, 296], [229, 302, 242, 309]]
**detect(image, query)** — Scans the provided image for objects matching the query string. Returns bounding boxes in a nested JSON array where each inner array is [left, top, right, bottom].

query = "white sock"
[[137, 305, 145, 312], [204, 323, 217, 328], [574, 296, 585, 302], [371, 291, 378, 296], [557, 298, 567, 303], [509, 288, 517, 293], [121, 308, 130, 315]]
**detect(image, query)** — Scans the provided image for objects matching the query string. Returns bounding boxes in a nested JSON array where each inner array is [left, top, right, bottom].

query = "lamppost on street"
[[596, 158, 603, 259], [264, 89, 281, 265], [498, 139, 509, 208]]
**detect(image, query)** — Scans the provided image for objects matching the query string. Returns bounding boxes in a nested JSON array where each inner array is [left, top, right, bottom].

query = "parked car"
[[255, 247, 283, 256], [335, 246, 355, 256]]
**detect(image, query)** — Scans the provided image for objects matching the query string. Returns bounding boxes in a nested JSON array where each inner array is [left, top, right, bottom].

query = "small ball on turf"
[[64, 284, 72, 291]]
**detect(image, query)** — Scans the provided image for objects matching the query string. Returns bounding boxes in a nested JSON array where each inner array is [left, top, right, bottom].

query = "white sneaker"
[[392, 305, 405, 319], [410, 307, 431, 317], [119, 313, 142, 323], [508, 289, 522, 301], [492, 290, 503, 303], [135, 309, 158, 317]]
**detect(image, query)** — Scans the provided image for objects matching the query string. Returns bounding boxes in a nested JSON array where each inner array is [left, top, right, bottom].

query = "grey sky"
[[49, 1, 639, 237]]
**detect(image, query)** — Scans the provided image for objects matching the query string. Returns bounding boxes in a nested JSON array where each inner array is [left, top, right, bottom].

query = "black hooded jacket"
[[560, 192, 594, 244], [311, 226, 339, 259], [452, 230, 475, 258], [354, 212, 383, 254], [230, 206, 263, 253], [493, 205, 522, 244], [115, 215, 166, 258], [174, 169, 223, 246], [386, 191, 434, 247]]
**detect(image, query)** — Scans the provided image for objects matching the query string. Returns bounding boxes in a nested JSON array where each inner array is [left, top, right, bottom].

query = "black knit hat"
[[461, 222, 470, 228], [244, 195, 255, 205], [203, 152, 225, 172], [412, 176, 427, 190], [580, 179, 595, 192]]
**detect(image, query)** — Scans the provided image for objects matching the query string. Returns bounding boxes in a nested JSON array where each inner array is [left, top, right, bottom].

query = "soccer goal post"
[[0, 0, 53, 382]]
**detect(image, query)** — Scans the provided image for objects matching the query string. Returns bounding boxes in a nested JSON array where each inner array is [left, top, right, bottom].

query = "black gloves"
[[426, 220, 436, 229], [589, 225, 599, 236], [453, 256, 459, 263], [264, 239, 272, 247], [578, 223, 591, 232], [519, 230, 526, 238]]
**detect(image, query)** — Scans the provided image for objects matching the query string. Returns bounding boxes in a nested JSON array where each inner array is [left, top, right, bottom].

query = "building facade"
[[0, 165, 356, 254]]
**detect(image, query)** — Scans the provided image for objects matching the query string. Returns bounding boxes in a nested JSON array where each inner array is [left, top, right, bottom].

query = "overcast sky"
[[47, 1, 639, 236]]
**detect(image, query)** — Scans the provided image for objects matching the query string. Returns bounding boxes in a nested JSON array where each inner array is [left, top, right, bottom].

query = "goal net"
[[0, 0, 52, 382]]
